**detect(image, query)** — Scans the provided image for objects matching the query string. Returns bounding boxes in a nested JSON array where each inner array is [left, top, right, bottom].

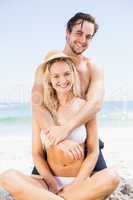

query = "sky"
[[0, 0, 132, 103]]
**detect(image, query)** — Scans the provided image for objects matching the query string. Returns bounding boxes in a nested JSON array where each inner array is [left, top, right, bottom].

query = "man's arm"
[[32, 66, 83, 158], [32, 66, 58, 130], [46, 63, 104, 144], [32, 66, 44, 108], [67, 62, 104, 132]]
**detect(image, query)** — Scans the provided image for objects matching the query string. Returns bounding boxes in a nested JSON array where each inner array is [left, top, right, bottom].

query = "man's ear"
[[66, 28, 71, 35], [66, 29, 70, 41], [66, 28, 68, 35]]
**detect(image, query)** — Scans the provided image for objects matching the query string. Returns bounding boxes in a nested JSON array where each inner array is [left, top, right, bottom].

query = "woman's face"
[[49, 60, 73, 95]]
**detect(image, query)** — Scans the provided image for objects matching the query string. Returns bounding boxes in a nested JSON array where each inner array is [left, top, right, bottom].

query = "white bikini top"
[[41, 125, 87, 149], [67, 125, 87, 144]]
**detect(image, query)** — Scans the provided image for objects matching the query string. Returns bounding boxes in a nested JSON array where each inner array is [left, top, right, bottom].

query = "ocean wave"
[[0, 116, 31, 124]]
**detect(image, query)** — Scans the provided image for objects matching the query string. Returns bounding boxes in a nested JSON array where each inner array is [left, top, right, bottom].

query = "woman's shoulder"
[[57, 97, 86, 124]]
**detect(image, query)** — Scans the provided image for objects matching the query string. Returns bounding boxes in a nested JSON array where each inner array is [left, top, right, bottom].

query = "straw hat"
[[40, 50, 77, 71]]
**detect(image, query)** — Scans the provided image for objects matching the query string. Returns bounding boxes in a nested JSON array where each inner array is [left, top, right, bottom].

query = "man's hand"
[[45, 125, 70, 145], [57, 140, 84, 160]]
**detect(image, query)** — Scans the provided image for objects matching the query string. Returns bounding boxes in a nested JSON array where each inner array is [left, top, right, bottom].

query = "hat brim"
[[40, 53, 77, 71]]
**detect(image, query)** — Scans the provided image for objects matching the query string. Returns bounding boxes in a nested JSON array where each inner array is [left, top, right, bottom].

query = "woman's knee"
[[1, 169, 21, 179], [1, 169, 18, 182], [106, 168, 120, 188], [0, 169, 22, 194]]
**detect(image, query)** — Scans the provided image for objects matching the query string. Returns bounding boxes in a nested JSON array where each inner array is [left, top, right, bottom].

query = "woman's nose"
[[59, 76, 66, 83]]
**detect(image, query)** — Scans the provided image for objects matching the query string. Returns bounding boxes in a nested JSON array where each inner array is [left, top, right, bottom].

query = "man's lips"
[[76, 42, 87, 49]]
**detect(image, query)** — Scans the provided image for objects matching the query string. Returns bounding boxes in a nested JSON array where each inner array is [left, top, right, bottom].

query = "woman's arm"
[[73, 118, 99, 183], [32, 115, 60, 193]]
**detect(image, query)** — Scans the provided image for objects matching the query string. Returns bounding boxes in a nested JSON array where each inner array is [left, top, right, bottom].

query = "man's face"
[[66, 20, 95, 55]]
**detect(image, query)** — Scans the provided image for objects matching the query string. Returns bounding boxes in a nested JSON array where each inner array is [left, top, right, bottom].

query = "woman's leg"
[[59, 168, 120, 200], [0, 168, 120, 200], [0, 169, 64, 200]]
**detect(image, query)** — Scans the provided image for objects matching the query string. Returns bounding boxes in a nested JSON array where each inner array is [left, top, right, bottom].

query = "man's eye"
[[87, 35, 93, 40]]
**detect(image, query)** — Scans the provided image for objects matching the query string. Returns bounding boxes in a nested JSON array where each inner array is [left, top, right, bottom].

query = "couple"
[[0, 12, 120, 200]]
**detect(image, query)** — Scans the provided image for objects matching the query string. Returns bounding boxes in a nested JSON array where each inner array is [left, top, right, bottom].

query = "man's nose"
[[80, 35, 86, 44]]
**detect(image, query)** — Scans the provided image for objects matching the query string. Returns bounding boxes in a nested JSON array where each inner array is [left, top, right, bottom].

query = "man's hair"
[[67, 12, 99, 36]]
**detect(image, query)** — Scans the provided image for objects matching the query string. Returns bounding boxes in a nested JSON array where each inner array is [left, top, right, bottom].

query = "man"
[[32, 12, 107, 174]]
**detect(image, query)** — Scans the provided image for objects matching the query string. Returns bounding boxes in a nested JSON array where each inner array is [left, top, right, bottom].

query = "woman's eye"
[[53, 75, 59, 78], [65, 73, 71, 76]]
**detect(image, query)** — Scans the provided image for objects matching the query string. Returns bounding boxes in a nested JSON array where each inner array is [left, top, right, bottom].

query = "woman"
[[0, 51, 120, 200]]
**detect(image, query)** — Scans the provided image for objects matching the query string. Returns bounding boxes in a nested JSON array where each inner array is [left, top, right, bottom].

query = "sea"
[[0, 101, 133, 137]]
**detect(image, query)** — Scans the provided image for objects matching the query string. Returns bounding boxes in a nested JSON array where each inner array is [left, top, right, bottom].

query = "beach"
[[0, 135, 33, 174], [99, 126, 133, 179], [0, 102, 133, 179], [0, 126, 133, 179]]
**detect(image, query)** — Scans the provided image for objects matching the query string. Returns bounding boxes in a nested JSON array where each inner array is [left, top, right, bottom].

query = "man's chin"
[[75, 50, 85, 55], [72, 48, 86, 55]]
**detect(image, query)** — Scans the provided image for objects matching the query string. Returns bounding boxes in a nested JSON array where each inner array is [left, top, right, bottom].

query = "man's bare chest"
[[76, 66, 91, 96]]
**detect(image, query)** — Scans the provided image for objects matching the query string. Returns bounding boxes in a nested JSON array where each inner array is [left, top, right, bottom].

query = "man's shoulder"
[[83, 55, 104, 73], [81, 55, 94, 69], [33, 65, 44, 85], [35, 65, 43, 75]]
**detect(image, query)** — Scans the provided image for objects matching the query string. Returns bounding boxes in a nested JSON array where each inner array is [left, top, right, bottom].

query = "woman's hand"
[[45, 178, 61, 194], [57, 139, 84, 160]]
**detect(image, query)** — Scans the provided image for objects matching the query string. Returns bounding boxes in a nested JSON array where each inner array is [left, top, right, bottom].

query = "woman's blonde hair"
[[42, 58, 81, 120]]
